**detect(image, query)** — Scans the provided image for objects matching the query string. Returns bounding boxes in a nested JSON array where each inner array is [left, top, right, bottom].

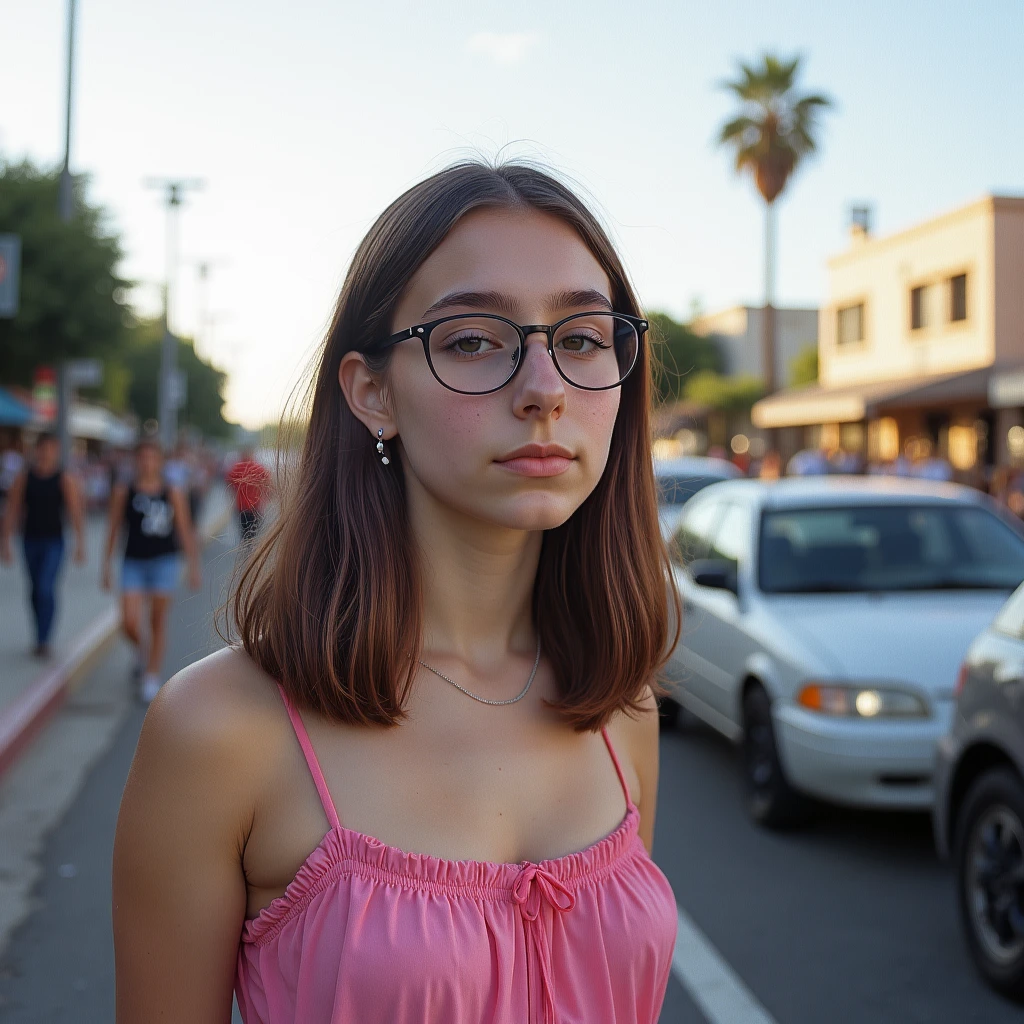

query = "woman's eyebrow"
[[422, 287, 613, 319]]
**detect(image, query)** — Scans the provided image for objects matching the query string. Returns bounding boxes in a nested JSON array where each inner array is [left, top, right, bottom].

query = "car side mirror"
[[689, 558, 738, 595]]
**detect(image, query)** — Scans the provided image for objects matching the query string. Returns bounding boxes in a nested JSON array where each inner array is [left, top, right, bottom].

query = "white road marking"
[[672, 903, 780, 1024]]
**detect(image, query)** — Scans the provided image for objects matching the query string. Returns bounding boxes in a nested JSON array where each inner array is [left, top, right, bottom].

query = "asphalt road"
[[0, 526, 1018, 1022], [654, 716, 1020, 1023]]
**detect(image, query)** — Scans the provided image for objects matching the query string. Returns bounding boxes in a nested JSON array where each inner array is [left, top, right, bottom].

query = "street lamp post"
[[145, 178, 203, 450], [58, 0, 77, 224]]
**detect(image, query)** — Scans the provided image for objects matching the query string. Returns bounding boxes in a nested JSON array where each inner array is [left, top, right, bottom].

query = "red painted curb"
[[0, 606, 119, 778]]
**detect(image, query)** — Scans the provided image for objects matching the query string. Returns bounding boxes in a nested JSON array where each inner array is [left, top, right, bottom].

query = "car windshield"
[[658, 474, 727, 506], [759, 503, 1024, 594]]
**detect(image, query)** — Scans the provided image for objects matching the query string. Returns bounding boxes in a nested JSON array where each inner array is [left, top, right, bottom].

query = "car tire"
[[741, 685, 811, 829], [953, 768, 1024, 1003]]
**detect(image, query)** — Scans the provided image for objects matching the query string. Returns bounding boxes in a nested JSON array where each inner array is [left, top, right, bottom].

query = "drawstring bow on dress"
[[512, 864, 576, 1024]]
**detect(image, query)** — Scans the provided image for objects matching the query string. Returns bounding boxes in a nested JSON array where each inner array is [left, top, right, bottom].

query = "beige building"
[[691, 305, 819, 386], [753, 195, 1024, 473]]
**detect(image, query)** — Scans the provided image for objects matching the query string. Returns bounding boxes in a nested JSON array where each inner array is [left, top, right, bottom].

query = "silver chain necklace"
[[419, 636, 542, 706]]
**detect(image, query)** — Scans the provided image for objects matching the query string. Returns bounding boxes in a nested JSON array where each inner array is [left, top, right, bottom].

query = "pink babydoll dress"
[[236, 686, 677, 1023]]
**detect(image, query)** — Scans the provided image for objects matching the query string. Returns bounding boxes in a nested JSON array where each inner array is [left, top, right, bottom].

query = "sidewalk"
[[0, 486, 235, 766]]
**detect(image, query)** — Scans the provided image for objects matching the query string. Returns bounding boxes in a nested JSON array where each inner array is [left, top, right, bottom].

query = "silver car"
[[933, 586, 1024, 1003], [655, 456, 742, 541], [664, 477, 1024, 827]]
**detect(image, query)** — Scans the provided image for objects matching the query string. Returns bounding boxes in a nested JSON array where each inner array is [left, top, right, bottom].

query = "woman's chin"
[[485, 494, 582, 533]]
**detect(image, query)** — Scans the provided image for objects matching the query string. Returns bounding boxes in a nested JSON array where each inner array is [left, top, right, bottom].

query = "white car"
[[664, 476, 1024, 827], [655, 456, 742, 541]]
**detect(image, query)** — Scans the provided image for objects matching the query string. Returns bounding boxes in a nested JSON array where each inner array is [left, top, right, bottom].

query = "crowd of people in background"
[[0, 431, 273, 702], [705, 440, 1024, 521]]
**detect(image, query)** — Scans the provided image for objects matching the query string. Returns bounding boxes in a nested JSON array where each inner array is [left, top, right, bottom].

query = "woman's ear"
[[338, 351, 396, 440]]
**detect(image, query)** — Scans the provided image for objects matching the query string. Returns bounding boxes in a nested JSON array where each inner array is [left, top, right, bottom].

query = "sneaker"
[[140, 673, 162, 703]]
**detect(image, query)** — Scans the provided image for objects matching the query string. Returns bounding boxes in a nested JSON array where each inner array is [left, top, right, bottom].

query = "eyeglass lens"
[[426, 314, 638, 393]]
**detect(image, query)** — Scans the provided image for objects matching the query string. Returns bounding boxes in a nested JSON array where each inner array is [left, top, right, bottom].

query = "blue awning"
[[0, 387, 32, 426]]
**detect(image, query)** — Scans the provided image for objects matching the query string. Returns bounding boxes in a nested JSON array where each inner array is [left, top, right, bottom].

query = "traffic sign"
[[0, 234, 21, 318]]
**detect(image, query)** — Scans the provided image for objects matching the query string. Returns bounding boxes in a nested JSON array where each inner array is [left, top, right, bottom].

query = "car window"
[[993, 585, 1024, 639], [759, 504, 1024, 594], [671, 498, 724, 566], [709, 503, 753, 569], [657, 474, 727, 506]]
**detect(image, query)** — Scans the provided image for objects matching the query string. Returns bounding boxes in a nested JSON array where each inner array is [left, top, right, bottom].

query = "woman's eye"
[[558, 332, 604, 353], [442, 332, 500, 356]]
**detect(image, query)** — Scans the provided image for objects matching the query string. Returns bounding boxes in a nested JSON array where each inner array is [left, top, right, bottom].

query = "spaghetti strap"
[[600, 727, 635, 810], [276, 684, 342, 831]]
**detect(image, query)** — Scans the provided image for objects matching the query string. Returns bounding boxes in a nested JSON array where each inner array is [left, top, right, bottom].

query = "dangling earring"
[[377, 428, 390, 466]]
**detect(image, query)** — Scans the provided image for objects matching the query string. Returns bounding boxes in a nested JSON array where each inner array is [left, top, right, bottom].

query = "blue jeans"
[[22, 536, 65, 647]]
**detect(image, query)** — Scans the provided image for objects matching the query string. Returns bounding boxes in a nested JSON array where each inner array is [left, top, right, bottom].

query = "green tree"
[[684, 370, 764, 413], [0, 160, 132, 385], [789, 343, 818, 387], [717, 55, 832, 394], [648, 311, 721, 405], [123, 319, 231, 438]]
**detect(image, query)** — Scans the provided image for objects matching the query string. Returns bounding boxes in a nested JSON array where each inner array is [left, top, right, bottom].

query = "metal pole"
[[56, 364, 73, 468], [158, 185, 179, 451], [57, 0, 77, 224], [56, 0, 77, 469], [147, 178, 201, 450]]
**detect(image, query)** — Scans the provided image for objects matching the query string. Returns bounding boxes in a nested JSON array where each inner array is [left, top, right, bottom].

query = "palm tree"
[[718, 54, 832, 394]]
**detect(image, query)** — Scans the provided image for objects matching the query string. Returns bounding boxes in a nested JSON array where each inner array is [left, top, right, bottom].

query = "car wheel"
[[741, 685, 811, 829], [954, 768, 1024, 1003]]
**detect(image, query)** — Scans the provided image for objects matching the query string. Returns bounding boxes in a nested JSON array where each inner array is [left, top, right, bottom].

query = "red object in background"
[[226, 458, 271, 512], [32, 366, 57, 422]]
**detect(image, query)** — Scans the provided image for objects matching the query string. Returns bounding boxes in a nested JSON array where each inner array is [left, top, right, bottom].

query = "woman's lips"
[[495, 455, 574, 477]]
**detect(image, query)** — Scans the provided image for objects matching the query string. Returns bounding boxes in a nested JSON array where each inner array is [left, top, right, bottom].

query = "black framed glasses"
[[374, 311, 648, 395]]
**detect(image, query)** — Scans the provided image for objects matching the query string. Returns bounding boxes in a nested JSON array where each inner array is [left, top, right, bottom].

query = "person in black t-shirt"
[[102, 438, 201, 702], [0, 433, 86, 657]]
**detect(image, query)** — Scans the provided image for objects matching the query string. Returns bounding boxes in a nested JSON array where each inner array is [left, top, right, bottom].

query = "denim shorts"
[[121, 554, 181, 594]]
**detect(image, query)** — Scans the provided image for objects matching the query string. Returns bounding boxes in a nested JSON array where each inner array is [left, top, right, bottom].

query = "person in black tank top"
[[102, 438, 201, 702], [0, 433, 86, 657]]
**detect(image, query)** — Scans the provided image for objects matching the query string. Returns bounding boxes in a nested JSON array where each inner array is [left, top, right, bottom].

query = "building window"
[[837, 303, 864, 346], [950, 273, 968, 322], [910, 285, 933, 330]]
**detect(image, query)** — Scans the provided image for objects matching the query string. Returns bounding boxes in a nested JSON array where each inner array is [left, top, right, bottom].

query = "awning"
[[0, 386, 32, 427], [752, 368, 991, 429]]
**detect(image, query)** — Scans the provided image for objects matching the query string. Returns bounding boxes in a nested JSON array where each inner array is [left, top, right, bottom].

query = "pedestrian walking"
[[114, 162, 679, 1023], [226, 447, 271, 542], [101, 438, 201, 702], [0, 433, 86, 657]]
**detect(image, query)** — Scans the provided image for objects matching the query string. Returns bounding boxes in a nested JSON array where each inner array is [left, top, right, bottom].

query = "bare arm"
[[1, 470, 26, 561], [61, 472, 87, 561], [102, 484, 128, 589], [113, 666, 252, 1022], [169, 486, 201, 589]]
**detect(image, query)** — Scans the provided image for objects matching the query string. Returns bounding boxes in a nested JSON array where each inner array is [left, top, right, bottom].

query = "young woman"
[[0, 433, 86, 657], [113, 163, 680, 1023], [102, 439, 201, 701]]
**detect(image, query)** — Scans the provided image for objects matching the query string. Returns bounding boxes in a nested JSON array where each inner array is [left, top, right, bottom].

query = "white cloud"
[[465, 31, 541, 66]]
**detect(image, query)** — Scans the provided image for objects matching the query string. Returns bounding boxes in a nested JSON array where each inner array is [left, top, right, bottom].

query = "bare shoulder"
[[136, 646, 289, 790], [606, 686, 661, 849], [607, 686, 659, 760], [605, 687, 659, 795]]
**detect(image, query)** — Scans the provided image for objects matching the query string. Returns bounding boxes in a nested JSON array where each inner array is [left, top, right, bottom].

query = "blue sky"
[[3, 0, 1022, 426]]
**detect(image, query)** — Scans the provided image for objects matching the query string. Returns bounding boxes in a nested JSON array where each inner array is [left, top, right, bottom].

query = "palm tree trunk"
[[762, 199, 777, 395]]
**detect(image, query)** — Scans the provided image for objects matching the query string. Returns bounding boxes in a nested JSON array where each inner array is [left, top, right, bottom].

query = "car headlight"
[[796, 683, 929, 718]]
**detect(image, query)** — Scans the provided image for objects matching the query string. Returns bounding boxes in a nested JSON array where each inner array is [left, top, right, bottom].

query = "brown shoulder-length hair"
[[230, 161, 680, 731]]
